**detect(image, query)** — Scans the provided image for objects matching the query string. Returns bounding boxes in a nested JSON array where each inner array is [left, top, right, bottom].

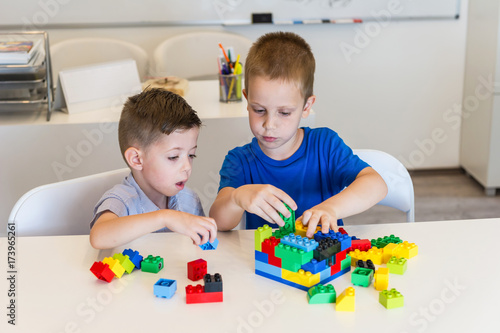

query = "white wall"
[[37, 0, 467, 170]]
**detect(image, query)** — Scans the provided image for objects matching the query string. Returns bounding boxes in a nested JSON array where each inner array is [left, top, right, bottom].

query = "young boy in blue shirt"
[[90, 88, 217, 249], [210, 32, 387, 238]]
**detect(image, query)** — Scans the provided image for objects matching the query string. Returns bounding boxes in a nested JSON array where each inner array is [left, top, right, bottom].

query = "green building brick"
[[387, 256, 407, 275], [112, 253, 135, 274], [278, 203, 295, 234], [307, 284, 336, 304], [275, 243, 313, 272], [141, 255, 164, 273], [351, 267, 374, 287], [379, 288, 404, 309], [341, 255, 351, 271], [371, 235, 403, 248]]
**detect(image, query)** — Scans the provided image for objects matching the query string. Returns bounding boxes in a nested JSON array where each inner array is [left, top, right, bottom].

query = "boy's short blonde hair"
[[118, 88, 201, 163], [244, 31, 315, 103]]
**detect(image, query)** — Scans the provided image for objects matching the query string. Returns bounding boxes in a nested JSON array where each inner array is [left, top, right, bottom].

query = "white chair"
[[51, 38, 149, 80], [8, 168, 129, 236], [153, 31, 253, 80], [353, 149, 415, 222]]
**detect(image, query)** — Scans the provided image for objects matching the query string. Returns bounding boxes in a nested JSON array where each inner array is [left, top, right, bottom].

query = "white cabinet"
[[460, 0, 500, 195]]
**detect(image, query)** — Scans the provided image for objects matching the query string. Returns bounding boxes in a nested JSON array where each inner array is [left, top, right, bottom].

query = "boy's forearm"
[[327, 167, 388, 219], [89, 211, 167, 249], [209, 188, 244, 231]]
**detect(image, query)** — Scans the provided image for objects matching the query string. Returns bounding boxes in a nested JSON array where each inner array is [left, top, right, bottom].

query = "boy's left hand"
[[297, 203, 339, 238]]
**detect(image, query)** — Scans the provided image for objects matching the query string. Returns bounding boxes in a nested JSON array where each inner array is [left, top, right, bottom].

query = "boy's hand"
[[297, 203, 339, 238], [232, 184, 297, 227], [164, 210, 218, 246]]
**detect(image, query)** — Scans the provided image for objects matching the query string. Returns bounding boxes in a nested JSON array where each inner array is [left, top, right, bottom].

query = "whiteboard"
[[0, 0, 461, 27]]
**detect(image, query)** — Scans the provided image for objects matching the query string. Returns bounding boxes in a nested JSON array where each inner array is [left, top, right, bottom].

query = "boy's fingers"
[[257, 206, 284, 227], [306, 213, 320, 238], [268, 196, 292, 219], [272, 188, 297, 211]]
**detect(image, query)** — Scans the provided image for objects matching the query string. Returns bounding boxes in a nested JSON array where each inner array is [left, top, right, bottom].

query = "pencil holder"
[[219, 73, 242, 103]]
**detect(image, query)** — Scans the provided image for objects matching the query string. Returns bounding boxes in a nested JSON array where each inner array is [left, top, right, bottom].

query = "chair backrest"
[[153, 31, 253, 80], [353, 149, 415, 222], [8, 168, 130, 236], [51, 38, 149, 80]]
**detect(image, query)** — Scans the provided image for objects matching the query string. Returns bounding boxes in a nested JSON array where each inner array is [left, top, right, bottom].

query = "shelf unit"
[[460, 0, 500, 196], [0, 31, 54, 121]]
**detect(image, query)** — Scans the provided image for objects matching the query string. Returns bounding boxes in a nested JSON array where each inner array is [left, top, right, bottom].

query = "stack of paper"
[[0, 40, 40, 65]]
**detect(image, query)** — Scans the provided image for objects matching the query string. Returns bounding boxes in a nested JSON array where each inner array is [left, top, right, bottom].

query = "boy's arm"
[[89, 210, 217, 250], [209, 185, 297, 231], [298, 167, 388, 238]]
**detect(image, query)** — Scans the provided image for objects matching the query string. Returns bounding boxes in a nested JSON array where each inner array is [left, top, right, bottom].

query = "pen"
[[219, 43, 233, 70]]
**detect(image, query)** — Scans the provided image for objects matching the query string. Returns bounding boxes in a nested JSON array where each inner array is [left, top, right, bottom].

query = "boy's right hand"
[[163, 210, 218, 246], [232, 184, 297, 227]]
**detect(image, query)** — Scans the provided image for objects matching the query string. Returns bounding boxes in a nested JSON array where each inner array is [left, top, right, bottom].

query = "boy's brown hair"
[[244, 31, 315, 103], [119, 88, 201, 162]]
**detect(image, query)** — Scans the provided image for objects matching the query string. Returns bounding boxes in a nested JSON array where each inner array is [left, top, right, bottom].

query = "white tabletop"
[[0, 80, 249, 126], [0, 218, 497, 332]]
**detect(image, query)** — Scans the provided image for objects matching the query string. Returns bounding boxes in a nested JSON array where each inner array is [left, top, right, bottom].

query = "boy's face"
[[137, 127, 199, 198], [244, 75, 314, 159]]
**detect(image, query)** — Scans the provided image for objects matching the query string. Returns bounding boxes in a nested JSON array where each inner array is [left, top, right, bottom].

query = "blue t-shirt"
[[218, 127, 369, 229]]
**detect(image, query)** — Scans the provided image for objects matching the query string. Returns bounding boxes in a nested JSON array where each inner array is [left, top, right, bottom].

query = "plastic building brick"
[[301, 258, 327, 274], [336, 287, 355, 311], [282, 268, 320, 288], [112, 253, 135, 274], [397, 241, 418, 259], [371, 235, 403, 248], [122, 249, 143, 269], [102, 257, 125, 278], [313, 230, 351, 251], [154, 278, 177, 299], [279, 202, 296, 234], [275, 243, 313, 272], [347, 239, 372, 253], [307, 284, 336, 304], [255, 225, 272, 251], [295, 220, 321, 237], [356, 259, 376, 272], [187, 259, 207, 281], [382, 243, 400, 263], [379, 288, 404, 309], [338, 227, 347, 235], [199, 238, 219, 250], [203, 273, 223, 293], [141, 255, 164, 273], [185, 285, 223, 304], [349, 247, 384, 266], [255, 250, 268, 263], [341, 255, 351, 271], [261, 237, 282, 267], [387, 256, 407, 275], [281, 233, 318, 252], [90, 261, 115, 282], [351, 267, 374, 287], [314, 238, 340, 263], [330, 259, 341, 275], [255, 260, 282, 278], [373, 267, 389, 291]]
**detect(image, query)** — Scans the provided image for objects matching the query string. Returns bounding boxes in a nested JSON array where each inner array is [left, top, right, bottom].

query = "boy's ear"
[[302, 95, 316, 118], [124, 147, 143, 171]]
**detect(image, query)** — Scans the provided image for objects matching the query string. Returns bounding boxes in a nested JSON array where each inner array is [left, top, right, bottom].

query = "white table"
[[0, 80, 316, 236], [0, 219, 496, 332]]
